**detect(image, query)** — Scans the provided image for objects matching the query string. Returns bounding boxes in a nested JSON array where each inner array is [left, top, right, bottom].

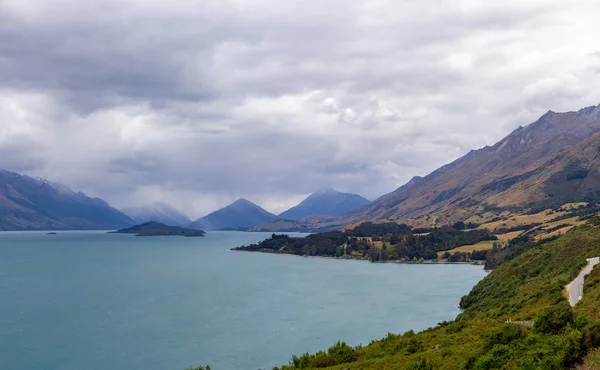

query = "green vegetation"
[[271, 220, 600, 369], [233, 222, 496, 261], [110, 221, 205, 237]]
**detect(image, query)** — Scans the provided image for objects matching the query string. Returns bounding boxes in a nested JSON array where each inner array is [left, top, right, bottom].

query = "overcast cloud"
[[1, 0, 600, 217]]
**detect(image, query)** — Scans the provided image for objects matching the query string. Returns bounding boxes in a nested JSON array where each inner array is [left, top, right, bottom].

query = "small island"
[[111, 221, 206, 237]]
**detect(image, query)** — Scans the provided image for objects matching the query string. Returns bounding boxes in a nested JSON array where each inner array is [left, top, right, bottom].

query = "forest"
[[234, 222, 496, 261]]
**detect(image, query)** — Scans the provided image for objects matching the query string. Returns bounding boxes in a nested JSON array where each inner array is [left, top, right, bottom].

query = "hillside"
[[484, 128, 600, 210], [111, 221, 205, 237], [0, 169, 134, 230], [122, 202, 191, 227], [278, 188, 370, 220], [269, 220, 600, 369], [189, 198, 276, 230]]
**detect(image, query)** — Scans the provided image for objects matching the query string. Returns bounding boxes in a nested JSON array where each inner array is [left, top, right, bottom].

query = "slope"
[[189, 198, 276, 230], [485, 128, 600, 210], [278, 188, 369, 220], [0, 169, 134, 230], [333, 104, 600, 227]]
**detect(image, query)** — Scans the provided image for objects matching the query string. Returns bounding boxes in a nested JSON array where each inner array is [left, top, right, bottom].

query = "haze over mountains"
[[0, 170, 371, 231], [122, 203, 192, 227], [0, 169, 134, 230], [189, 189, 370, 231], [3, 104, 600, 232], [278, 188, 370, 220], [189, 198, 277, 230]]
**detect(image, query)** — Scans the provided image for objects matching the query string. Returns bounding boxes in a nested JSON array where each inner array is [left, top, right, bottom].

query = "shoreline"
[[231, 249, 486, 267]]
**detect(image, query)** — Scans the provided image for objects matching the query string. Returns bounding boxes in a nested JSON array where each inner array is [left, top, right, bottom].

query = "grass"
[[540, 216, 582, 230], [479, 209, 565, 232], [560, 202, 588, 211], [496, 231, 523, 241], [437, 240, 504, 257], [577, 348, 600, 369]]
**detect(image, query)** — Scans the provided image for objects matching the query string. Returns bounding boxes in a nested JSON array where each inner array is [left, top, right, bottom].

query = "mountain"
[[111, 221, 205, 237], [277, 188, 370, 220], [491, 125, 600, 209], [122, 202, 191, 227], [189, 198, 276, 230], [0, 169, 134, 230], [302, 104, 600, 229]]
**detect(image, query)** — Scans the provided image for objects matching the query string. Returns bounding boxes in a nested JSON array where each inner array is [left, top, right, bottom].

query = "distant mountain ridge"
[[122, 203, 191, 227], [277, 188, 370, 220], [0, 169, 134, 230], [189, 198, 276, 230]]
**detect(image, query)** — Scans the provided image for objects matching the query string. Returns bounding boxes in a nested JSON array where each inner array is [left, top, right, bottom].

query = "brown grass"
[[437, 240, 505, 257], [478, 209, 566, 232], [576, 348, 600, 370], [495, 231, 524, 241]]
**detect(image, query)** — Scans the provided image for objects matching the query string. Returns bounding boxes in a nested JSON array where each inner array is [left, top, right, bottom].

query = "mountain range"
[[189, 189, 370, 231], [0, 169, 134, 230], [122, 203, 192, 227], [3, 103, 600, 232]]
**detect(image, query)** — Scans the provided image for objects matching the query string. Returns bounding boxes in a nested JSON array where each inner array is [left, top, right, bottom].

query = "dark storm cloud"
[[1, 0, 600, 216]]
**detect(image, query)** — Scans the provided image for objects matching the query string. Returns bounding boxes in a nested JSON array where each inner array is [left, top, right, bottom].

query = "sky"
[[1, 0, 600, 218]]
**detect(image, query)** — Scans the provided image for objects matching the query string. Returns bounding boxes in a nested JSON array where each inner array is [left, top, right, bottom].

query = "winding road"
[[566, 257, 600, 307]]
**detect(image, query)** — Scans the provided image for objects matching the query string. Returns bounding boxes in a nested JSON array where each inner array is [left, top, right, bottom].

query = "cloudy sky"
[[1, 0, 600, 218]]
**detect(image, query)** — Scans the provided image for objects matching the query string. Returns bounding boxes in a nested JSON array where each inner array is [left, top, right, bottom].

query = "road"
[[566, 257, 600, 307]]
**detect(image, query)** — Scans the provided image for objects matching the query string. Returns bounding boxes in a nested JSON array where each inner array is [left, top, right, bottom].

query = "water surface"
[[0, 231, 486, 370]]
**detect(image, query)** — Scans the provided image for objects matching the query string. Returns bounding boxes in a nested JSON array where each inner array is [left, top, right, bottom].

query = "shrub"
[[484, 324, 527, 350], [534, 303, 574, 335], [407, 358, 433, 370], [473, 344, 511, 369]]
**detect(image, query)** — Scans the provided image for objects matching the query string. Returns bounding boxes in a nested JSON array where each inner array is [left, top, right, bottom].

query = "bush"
[[534, 303, 574, 334], [582, 321, 600, 349], [327, 341, 357, 364], [286, 341, 356, 369], [484, 324, 527, 350], [407, 358, 433, 370], [473, 344, 511, 369]]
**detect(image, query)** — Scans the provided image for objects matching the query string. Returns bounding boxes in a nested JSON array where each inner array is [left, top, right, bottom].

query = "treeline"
[[481, 235, 562, 270], [234, 222, 496, 261]]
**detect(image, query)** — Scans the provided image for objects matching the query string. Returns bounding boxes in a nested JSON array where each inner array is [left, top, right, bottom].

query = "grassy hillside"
[[271, 220, 600, 369]]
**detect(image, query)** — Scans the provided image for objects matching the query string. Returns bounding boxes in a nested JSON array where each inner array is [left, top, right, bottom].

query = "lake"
[[0, 231, 486, 370]]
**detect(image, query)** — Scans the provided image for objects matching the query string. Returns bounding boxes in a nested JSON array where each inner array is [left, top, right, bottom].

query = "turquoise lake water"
[[0, 231, 486, 370]]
